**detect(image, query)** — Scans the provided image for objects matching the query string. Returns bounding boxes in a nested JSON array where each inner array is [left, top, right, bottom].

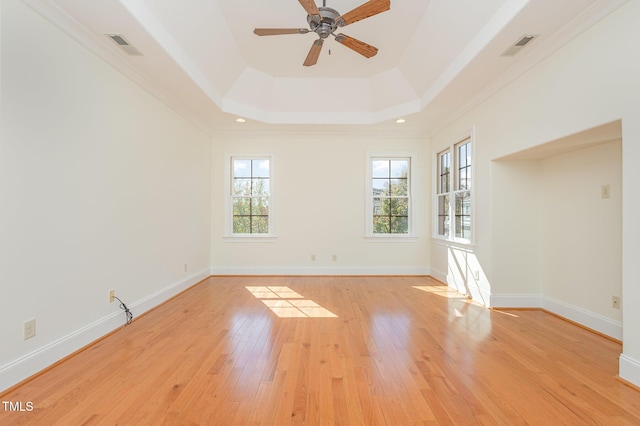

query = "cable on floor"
[[114, 296, 133, 327]]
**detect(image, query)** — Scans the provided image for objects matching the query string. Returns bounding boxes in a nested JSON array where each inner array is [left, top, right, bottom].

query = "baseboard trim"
[[2, 271, 627, 392], [130, 268, 211, 318], [428, 268, 447, 284], [0, 268, 210, 393], [542, 296, 622, 341], [490, 293, 622, 341], [491, 293, 543, 309], [619, 354, 640, 388], [210, 266, 431, 276], [432, 270, 491, 307]]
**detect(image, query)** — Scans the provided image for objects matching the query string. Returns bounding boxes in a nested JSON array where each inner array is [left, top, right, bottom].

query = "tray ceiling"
[[20, 0, 625, 135]]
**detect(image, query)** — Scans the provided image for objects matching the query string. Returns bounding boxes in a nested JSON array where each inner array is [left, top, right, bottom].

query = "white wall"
[[540, 140, 622, 322], [0, 0, 212, 391], [210, 134, 430, 275], [430, 0, 640, 385], [490, 160, 541, 296], [3, 0, 639, 393]]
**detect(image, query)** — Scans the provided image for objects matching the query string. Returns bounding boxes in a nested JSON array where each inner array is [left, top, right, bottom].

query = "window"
[[368, 157, 411, 235], [230, 157, 271, 235], [436, 137, 472, 242], [437, 151, 451, 237]]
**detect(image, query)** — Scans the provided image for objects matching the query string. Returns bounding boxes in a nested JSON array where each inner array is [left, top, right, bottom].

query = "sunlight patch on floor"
[[246, 286, 338, 318], [246, 286, 304, 299], [491, 309, 520, 318], [412, 285, 467, 299]]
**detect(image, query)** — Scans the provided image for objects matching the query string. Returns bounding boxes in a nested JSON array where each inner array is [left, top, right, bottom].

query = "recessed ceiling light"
[[395, 118, 406, 124], [235, 118, 246, 123]]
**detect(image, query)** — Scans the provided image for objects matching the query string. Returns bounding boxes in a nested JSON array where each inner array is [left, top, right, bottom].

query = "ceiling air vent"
[[501, 34, 538, 57], [106, 34, 143, 56]]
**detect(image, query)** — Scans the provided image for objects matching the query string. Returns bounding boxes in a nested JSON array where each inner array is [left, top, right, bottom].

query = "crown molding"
[[430, 0, 629, 137], [20, 0, 218, 136]]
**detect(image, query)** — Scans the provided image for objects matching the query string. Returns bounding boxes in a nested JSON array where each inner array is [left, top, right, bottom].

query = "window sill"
[[364, 235, 418, 243], [431, 236, 476, 250], [223, 235, 278, 243]]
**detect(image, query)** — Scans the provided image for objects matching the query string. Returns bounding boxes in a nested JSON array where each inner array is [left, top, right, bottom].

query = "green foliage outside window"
[[232, 159, 270, 234], [372, 159, 409, 234]]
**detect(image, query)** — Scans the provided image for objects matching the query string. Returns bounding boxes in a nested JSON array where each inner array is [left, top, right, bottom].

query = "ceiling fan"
[[254, 0, 391, 66]]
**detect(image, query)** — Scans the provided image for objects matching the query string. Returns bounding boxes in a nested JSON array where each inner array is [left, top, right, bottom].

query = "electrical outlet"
[[332, 254, 337, 262], [24, 319, 36, 340], [311, 254, 316, 261], [184, 263, 188, 273], [612, 296, 621, 309], [601, 184, 611, 199], [472, 270, 480, 280], [109, 290, 115, 303]]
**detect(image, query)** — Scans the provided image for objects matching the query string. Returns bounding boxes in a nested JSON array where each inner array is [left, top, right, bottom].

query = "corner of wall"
[[542, 296, 622, 341], [619, 354, 640, 388]]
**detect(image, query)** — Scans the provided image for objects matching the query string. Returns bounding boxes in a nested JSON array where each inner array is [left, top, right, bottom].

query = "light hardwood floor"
[[1, 276, 639, 425]]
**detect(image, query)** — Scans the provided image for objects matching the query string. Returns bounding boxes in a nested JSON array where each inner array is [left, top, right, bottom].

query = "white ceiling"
[[22, 0, 626, 136]]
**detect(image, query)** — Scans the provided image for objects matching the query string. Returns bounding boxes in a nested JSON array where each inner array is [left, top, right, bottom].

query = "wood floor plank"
[[1, 276, 639, 425]]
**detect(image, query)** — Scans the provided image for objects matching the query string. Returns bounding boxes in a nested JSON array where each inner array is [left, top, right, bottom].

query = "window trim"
[[433, 130, 475, 245], [224, 154, 276, 240], [365, 152, 416, 240]]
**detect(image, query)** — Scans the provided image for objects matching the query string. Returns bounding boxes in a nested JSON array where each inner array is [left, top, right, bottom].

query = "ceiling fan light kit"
[[254, 0, 391, 66]]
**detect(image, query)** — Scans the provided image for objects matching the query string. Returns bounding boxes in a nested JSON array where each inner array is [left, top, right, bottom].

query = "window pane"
[[458, 167, 471, 191], [233, 159, 251, 178], [373, 197, 389, 216], [458, 144, 466, 164], [438, 194, 449, 236], [455, 191, 471, 239], [439, 172, 450, 195], [373, 216, 390, 233], [233, 179, 251, 195], [458, 168, 466, 191], [233, 197, 250, 215], [233, 216, 250, 234], [390, 179, 407, 196], [438, 215, 450, 237], [372, 160, 389, 178], [251, 178, 270, 196], [390, 217, 408, 234], [252, 216, 269, 234], [459, 143, 471, 167], [455, 192, 471, 215], [390, 198, 408, 216], [251, 197, 269, 215], [372, 178, 389, 196], [390, 160, 408, 178], [456, 141, 471, 191], [438, 194, 449, 215], [252, 159, 270, 178], [438, 151, 451, 193]]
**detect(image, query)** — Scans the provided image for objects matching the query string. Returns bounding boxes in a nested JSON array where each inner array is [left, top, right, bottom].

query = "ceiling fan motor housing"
[[308, 7, 340, 39], [254, 0, 390, 66]]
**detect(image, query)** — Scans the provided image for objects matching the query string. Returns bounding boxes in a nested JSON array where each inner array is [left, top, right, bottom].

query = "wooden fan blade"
[[335, 34, 378, 58], [254, 28, 308, 36], [303, 39, 324, 66], [298, 0, 320, 18], [337, 0, 390, 27]]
